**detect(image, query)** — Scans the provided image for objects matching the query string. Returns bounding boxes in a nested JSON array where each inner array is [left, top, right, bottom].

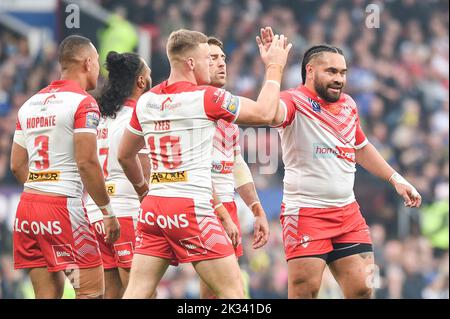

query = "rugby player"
[[118, 29, 291, 299], [85, 51, 151, 298], [10, 35, 120, 299], [198, 36, 270, 299], [260, 27, 421, 298]]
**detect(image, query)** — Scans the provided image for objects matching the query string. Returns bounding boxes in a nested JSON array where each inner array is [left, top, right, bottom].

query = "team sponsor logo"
[[150, 171, 188, 183], [211, 160, 233, 174], [313, 143, 355, 163], [85, 112, 100, 129], [29, 95, 63, 107], [336, 146, 356, 163], [114, 242, 134, 263], [135, 230, 143, 248], [221, 92, 239, 116], [179, 236, 207, 256], [299, 234, 311, 248], [146, 97, 183, 111], [146, 101, 161, 110], [308, 98, 321, 112], [105, 183, 116, 195], [27, 171, 60, 182], [161, 97, 172, 111], [52, 244, 76, 265], [138, 209, 190, 229], [14, 218, 63, 235]]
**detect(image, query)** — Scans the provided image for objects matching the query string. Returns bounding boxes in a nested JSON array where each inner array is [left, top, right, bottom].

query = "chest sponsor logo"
[[150, 171, 188, 183], [313, 143, 355, 163], [52, 244, 76, 265], [27, 171, 60, 182], [211, 160, 233, 174]]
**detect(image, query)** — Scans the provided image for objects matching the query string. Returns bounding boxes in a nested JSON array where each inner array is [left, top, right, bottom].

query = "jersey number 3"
[[35, 135, 49, 169]]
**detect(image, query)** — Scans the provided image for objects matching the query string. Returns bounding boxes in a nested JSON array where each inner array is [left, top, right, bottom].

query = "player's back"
[[15, 80, 99, 198], [128, 80, 239, 200], [86, 100, 141, 222]]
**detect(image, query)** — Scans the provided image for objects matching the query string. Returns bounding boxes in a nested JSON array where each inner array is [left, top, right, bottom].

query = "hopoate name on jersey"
[[27, 171, 60, 182], [150, 171, 188, 183], [313, 143, 355, 163], [26, 115, 56, 129]]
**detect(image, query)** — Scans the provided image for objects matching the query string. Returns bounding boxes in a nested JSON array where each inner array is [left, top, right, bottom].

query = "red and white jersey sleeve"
[[127, 81, 238, 200], [271, 90, 298, 128], [278, 85, 369, 208], [203, 86, 240, 123], [13, 117, 26, 148], [211, 120, 240, 203], [73, 96, 100, 134], [86, 100, 141, 223], [17, 80, 100, 198]]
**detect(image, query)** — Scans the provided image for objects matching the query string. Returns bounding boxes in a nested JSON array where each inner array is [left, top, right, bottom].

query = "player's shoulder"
[[341, 93, 358, 109], [151, 80, 207, 95], [281, 85, 307, 100]]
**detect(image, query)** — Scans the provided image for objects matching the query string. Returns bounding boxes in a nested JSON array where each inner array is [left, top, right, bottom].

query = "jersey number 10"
[[148, 135, 182, 170]]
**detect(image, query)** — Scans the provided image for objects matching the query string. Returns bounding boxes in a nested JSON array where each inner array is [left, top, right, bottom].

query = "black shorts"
[[297, 242, 373, 264]]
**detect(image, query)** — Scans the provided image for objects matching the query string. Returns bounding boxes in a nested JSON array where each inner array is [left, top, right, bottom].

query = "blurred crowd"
[[0, 0, 448, 298]]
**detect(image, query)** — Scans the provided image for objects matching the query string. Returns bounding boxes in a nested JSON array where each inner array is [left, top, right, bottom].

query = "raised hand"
[[256, 33, 292, 69]]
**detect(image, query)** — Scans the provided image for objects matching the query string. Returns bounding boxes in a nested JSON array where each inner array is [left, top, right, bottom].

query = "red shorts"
[[280, 201, 372, 261], [13, 193, 102, 272], [216, 201, 243, 258], [91, 217, 136, 269], [135, 195, 235, 264]]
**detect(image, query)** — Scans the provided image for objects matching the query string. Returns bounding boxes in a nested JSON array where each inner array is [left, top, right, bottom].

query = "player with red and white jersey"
[[84, 51, 151, 298], [118, 29, 291, 299], [195, 37, 269, 299], [260, 27, 422, 299], [10, 35, 120, 299]]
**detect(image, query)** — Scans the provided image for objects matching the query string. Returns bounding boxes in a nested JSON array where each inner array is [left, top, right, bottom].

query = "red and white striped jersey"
[[127, 80, 240, 200], [276, 85, 368, 208], [211, 120, 240, 203], [85, 99, 146, 223], [13, 80, 100, 198]]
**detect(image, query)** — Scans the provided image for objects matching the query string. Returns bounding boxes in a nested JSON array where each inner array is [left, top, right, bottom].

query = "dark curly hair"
[[301, 44, 343, 84], [98, 51, 145, 118]]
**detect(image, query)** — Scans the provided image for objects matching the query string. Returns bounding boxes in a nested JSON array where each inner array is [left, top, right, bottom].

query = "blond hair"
[[167, 29, 208, 62]]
